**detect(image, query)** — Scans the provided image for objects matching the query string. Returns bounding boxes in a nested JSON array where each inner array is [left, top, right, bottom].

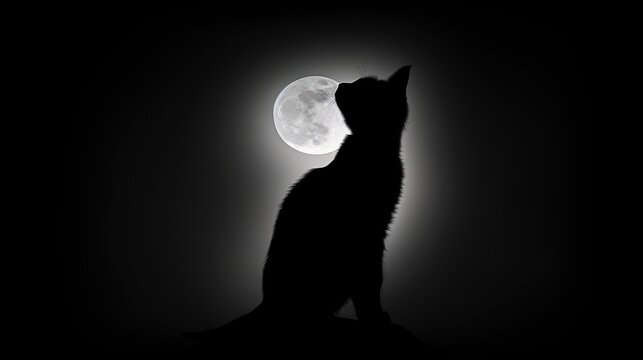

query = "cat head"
[[335, 65, 411, 136]]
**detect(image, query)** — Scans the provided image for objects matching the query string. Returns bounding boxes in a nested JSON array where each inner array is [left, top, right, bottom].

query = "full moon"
[[273, 76, 350, 155]]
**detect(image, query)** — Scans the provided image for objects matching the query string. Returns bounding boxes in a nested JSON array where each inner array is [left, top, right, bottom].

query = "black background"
[[30, 5, 592, 356]]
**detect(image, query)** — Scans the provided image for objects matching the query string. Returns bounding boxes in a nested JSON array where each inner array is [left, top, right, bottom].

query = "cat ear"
[[388, 65, 411, 93]]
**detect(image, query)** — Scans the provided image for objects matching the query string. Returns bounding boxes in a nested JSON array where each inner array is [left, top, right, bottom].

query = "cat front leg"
[[352, 258, 391, 326]]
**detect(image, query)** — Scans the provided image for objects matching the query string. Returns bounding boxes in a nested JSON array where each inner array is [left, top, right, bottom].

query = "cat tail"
[[182, 302, 268, 342]]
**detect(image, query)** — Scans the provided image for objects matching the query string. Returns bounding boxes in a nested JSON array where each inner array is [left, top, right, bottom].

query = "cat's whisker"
[[357, 63, 367, 78]]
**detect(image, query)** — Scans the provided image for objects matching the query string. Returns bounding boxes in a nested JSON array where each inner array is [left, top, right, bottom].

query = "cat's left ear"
[[388, 65, 411, 94]]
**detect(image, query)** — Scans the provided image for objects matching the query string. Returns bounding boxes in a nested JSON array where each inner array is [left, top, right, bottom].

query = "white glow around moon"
[[273, 76, 350, 155]]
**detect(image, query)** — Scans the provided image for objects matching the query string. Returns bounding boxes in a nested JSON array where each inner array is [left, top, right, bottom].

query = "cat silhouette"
[[263, 65, 411, 322], [185, 66, 419, 355]]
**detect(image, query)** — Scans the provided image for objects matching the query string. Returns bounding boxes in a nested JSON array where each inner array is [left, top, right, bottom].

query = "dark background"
[[32, 6, 592, 356]]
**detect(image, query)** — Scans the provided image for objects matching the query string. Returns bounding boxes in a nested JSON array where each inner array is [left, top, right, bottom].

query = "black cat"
[[263, 65, 411, 323], [186, 66, 413, 352]]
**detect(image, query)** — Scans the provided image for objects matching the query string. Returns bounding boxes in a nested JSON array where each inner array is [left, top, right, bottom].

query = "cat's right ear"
[[388, 65, 411, 94]]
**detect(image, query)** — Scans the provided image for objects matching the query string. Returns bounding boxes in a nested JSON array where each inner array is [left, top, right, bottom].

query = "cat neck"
[[333, 134, 403, 163]]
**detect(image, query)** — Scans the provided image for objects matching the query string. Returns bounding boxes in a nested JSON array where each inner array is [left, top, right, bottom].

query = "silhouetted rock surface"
[[184, 316, 438, 357]]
